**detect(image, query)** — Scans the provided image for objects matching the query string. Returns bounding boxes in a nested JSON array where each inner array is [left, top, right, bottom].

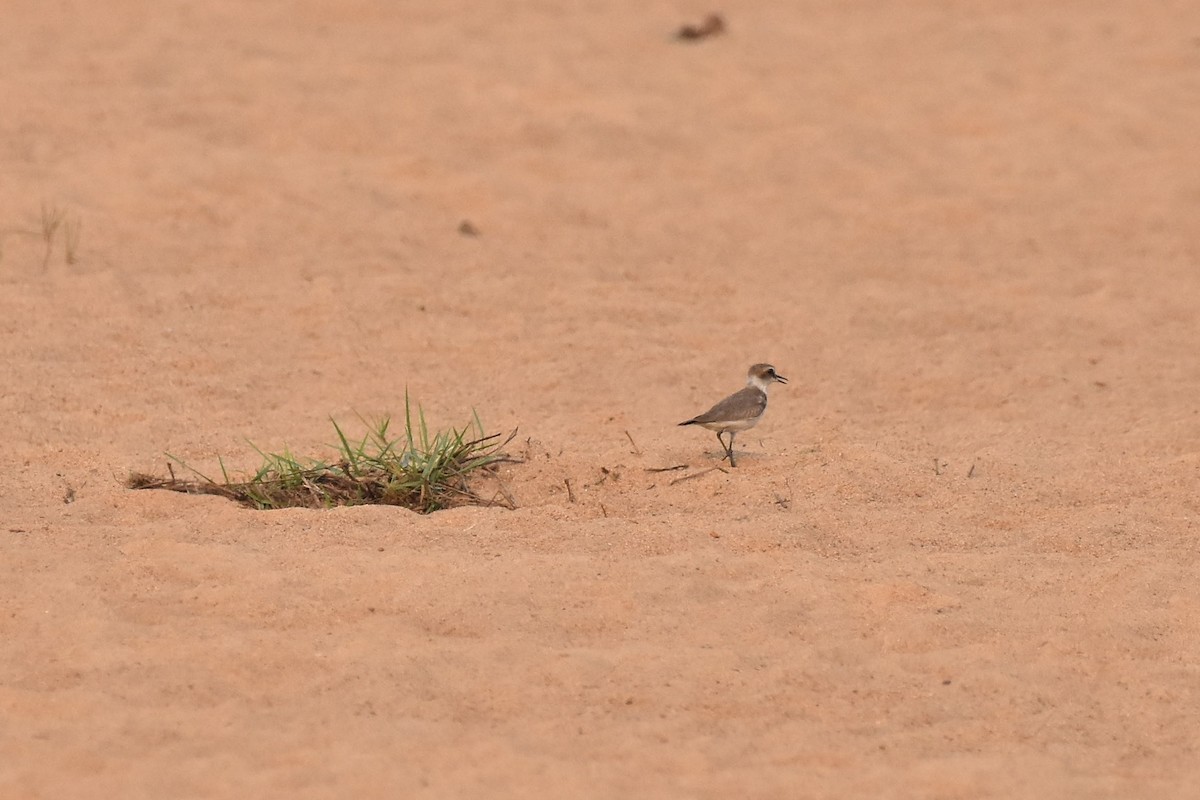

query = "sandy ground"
[[3, 1, 1200, 797]]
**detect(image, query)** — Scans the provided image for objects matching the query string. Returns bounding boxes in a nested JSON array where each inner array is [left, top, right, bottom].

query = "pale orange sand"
[[3, 2, 1199, 797]]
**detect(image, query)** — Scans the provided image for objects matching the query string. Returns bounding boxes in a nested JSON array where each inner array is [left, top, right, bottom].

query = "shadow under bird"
[[678, 363, 787, 467]]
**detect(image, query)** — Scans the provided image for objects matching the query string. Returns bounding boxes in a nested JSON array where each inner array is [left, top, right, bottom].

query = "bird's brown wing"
[[688, 386, 767, 424]]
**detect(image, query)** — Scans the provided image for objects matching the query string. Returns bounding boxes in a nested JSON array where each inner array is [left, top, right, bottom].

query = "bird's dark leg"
[[715, 431, 728, 462], [728, 432, 738, 467]]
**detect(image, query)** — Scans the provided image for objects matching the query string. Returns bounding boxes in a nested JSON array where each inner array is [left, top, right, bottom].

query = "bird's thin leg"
[[715, 431, 729, 462], [728, 432, 738, 468]]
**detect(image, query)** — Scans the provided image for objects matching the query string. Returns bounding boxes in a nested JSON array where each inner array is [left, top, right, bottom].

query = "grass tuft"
[[40, 203, 65, 271], [127, 395, 517, 512], [63, 215, 82, 264]]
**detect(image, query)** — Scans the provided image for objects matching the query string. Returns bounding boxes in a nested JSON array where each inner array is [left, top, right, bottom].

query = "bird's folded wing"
[[691, 387, 767, 423]]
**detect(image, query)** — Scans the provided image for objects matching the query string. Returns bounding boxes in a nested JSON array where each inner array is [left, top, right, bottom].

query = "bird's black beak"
[[775, 374, 788, 384]]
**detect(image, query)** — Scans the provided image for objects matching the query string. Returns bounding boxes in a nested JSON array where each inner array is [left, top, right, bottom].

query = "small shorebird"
[[679, 363, 787, 467]]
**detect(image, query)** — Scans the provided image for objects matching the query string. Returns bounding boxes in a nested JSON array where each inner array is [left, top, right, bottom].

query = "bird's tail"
[[678, 419, 697, 426]]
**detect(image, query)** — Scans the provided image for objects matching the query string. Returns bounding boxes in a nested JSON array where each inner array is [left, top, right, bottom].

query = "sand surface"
[[3, 1, 1200, 797]]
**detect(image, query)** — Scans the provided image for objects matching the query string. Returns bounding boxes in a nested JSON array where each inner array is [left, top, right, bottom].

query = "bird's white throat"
[[747, 374, 774, 393]]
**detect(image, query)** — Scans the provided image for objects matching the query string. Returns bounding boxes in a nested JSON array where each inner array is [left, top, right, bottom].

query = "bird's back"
[[685, 385, 767, 425]]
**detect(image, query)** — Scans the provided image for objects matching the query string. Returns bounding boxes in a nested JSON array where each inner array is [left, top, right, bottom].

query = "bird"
[[678, 363, 787, 467]]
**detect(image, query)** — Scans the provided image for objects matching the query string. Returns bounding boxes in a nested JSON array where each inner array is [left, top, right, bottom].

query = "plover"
[[678, 363, 787, 467]]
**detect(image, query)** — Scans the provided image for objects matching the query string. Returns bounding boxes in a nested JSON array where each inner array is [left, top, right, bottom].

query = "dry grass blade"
[[669, 466, 728, 485], [127, 398, 518, 513]]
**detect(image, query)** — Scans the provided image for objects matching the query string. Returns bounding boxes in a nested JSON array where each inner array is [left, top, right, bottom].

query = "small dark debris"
[[458, 219, 480, 237], [676, 13, 725, 41], [590, 467, 622, 488]]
